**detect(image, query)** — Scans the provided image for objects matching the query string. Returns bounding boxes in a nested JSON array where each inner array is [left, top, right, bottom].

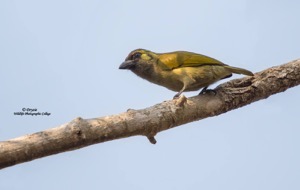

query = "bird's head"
[[119, 49, 158, 71]]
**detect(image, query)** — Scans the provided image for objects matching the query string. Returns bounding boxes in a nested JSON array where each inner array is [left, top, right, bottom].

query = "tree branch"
[[1, 59, 299, 169]]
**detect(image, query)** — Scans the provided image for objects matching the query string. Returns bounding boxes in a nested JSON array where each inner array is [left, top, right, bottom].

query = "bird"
[[119, 49, 254, 99]]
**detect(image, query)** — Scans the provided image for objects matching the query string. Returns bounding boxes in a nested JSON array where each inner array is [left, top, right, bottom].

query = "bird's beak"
[[119, 60, 135, 70]]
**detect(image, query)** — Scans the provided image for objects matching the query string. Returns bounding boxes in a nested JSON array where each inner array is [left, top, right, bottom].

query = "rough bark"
[[0, 59, 299, 169]]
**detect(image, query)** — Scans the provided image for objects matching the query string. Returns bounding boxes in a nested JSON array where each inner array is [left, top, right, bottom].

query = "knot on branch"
[[68, 117, 88, 141]]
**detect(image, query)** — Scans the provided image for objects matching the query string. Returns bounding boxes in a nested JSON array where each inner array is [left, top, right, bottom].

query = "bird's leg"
[[199, 86, 208, 94], [173, 92, 182, 99], [173, 84, 187, 99], [199, 86, 216, 95]]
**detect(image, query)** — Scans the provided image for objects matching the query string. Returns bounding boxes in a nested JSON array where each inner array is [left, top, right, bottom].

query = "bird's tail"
[[225, 66, 254, 76]]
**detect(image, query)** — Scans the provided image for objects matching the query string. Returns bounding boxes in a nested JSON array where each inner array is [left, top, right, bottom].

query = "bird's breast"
[[132, 67, 183, 92]]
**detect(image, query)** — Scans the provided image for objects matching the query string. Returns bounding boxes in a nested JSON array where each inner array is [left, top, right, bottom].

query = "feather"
[[158, 51, 226, 70]]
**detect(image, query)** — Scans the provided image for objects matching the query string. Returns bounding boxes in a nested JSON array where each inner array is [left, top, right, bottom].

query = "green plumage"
[[158, 51, 224, 69]]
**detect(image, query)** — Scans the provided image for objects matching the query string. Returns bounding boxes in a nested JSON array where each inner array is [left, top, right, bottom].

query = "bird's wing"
[[158, 51, 226, 70]]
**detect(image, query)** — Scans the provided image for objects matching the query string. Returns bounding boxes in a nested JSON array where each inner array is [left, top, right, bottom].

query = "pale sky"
[[1, 1, 300, 190]]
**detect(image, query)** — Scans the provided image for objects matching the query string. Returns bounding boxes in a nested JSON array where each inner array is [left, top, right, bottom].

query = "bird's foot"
[[173, 93, 181, 99], [174, 95, 187, 107], [199, 89, 217, 95]]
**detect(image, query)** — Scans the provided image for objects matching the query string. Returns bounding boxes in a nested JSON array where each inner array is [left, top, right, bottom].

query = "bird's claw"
[[174, 95, 187, 107], [199, 89, 216, 95]]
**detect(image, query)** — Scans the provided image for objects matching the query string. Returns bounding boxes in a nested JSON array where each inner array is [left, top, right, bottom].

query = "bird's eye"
[[131, 52, 142, 60]]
